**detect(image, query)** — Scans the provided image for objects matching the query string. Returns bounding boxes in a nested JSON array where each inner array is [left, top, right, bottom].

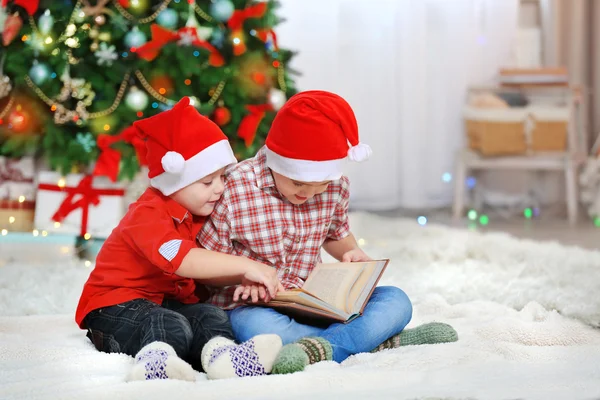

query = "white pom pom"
[[347, 143, 372, 162], [162, 151, 185, 174]]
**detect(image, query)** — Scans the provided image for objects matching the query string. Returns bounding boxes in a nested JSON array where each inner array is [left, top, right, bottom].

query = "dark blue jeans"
[[84, 298, 234, 372]]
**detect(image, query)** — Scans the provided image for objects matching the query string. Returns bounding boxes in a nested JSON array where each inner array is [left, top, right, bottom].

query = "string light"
[[594, 217, 600, 227], [467, 209, 478, 221], [54, 222, 61, 228], [184, 79, 191, 85], [479, 215, 489, 225], [8, 216, 15, 224], [57, 178, 66, 188], [32, 229, 39, 236], [1, 229, 7, 236], [417, 216, 428, 226], [85, 260, 92, 267], [466, 176, 477, 189], [42, 230, 48, 236], [442, 172, 452, 183], [272, 60, 280, 68], [357, 238, 366, 246], [524, 208, 533, 219], [136, 111, 143, 117], [103, 124, 110, 131], [84, 233, 91, 240], [18, 196, 25, 203]]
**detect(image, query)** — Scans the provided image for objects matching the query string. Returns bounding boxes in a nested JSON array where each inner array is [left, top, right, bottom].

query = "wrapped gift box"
[[0, 156, 36, 232], [34, 172, 126, 239]]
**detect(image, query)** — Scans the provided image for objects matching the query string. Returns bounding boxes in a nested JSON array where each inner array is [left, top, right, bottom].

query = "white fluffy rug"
[[1, 212, 600, 400]]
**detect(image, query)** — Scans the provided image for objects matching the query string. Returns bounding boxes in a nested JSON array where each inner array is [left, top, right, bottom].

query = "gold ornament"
[[90, 42, 98, 51], [89, 28, 99, 39]]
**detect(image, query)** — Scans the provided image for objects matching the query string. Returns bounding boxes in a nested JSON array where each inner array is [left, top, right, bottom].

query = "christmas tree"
[[0, 0, 296, 181]]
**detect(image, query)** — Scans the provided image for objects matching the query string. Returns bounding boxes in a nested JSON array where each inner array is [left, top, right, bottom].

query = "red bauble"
[[2, 13, 23, 46], [212, 106, 231, 126]]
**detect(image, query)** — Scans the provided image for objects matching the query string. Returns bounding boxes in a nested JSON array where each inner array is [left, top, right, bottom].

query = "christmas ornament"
[[210, 0, 235, 22], [128, 0, 149, 14], [211, 29, 224, 48], [38, 9, 54, 35], [124, 26, 147, 48], [28, 61, 51, 85], [94, 15, 106, 26], [268, 88, 287, 110], [230, 29, 246, 56], [8, 108, 26, 131], [2, 13, 23, 46], [238, 104, 273, 148], [0, 74, 11, 98], [76, 132, 96, 152], [212, 106, 231, 126], [157, 8, 178, 29], [184, 3, 212, 40], [125, 86, 149, 111], [94, 42, 118, 66], [236, 54, 274, 99], [90, 114, 117, 134], [149, 75, 174, 97]]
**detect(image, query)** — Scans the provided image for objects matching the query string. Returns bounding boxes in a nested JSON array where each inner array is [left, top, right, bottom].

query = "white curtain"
[[276, 0, 520, 210]]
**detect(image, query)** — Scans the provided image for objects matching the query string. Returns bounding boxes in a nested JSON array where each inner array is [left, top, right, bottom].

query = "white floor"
[[1, 212, 600, 400]]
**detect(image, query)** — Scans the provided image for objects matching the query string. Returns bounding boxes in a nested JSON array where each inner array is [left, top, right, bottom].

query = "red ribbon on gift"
[[38, 175, 125, 237], [1, 0, 39, 15], [228, 2, 267, 30], [237, 104, 273, 148], [136, 24, 224, 67], [93, 126, 148, 182]]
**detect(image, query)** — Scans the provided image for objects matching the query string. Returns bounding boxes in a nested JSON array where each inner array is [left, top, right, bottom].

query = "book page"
[[302, 263, 364, 312], [346, 260, 387, 313]]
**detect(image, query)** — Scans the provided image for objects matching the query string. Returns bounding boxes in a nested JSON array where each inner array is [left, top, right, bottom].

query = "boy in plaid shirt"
[[198, 91, 458, 374]]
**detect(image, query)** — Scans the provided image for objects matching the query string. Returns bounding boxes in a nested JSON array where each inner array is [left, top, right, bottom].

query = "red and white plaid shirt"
[[197, 146, 350, 309]]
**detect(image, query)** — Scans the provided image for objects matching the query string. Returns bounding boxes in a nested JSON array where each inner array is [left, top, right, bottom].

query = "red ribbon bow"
[[93, 126, 148, 182], [237, 104, 273, 148], [136, 24, 224, 67], [228, 2, 267, 30], [254, 28, 278, 51], [1, 0, 39, 15], [38, 175, 125, 237]]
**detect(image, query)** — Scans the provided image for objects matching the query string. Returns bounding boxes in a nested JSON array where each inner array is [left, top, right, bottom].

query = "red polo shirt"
[[75, 187, 206, 328]]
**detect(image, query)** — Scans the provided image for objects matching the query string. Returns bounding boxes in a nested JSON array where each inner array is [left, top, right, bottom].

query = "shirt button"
[[295, 237, 301, 243], [283, 267, 291, 276]]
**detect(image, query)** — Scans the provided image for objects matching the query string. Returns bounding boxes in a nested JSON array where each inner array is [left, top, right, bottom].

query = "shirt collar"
[[254, 147, 276, 190], [152, 188, 189, 223]]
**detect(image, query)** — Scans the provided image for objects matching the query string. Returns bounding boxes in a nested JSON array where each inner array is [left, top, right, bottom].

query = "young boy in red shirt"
[[76, 97, 283, 382], [198, 91, 458, 374]]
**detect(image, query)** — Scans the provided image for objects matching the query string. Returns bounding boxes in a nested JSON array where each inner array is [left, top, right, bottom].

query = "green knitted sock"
[[372, 322, 458, 352], [271, 337, 333, 375]]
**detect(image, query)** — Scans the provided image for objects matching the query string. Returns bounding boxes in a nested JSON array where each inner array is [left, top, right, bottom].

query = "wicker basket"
[[463, 105, 568, 156], [463, 107, 528, 156], [528, 106, 569, 152]]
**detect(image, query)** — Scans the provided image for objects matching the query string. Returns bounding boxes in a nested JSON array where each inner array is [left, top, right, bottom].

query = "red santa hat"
[[133, 97, 237, 196], [265, 90, 371, 182]]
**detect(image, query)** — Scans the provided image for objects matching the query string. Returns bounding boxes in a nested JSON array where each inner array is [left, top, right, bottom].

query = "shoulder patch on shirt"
[[159, 239, 182, 262]]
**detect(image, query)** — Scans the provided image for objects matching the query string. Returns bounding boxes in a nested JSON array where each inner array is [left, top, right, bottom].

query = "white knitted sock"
[[127, 341, 196, 382], [201, 334, 283, 380]]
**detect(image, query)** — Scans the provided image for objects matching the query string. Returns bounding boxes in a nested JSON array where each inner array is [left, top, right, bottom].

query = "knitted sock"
[[271, 337, 333, 375], [372, 322, 458, 352], [200, 334, 283, 380], [127, 341, 196, 382]]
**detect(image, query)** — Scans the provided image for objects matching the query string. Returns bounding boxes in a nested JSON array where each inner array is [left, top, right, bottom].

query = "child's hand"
[[233, 284, 272, 303], [342, 248, 372, 262], [243, 263, 284, 299]]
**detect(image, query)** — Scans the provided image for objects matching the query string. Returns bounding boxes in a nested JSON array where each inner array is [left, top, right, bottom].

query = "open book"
[[257, 259, 389, 324]]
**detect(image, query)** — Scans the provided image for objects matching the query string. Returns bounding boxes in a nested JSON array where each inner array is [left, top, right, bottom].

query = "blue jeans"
[[84, 298, 234, 372], [227, 286, 412, 363]]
